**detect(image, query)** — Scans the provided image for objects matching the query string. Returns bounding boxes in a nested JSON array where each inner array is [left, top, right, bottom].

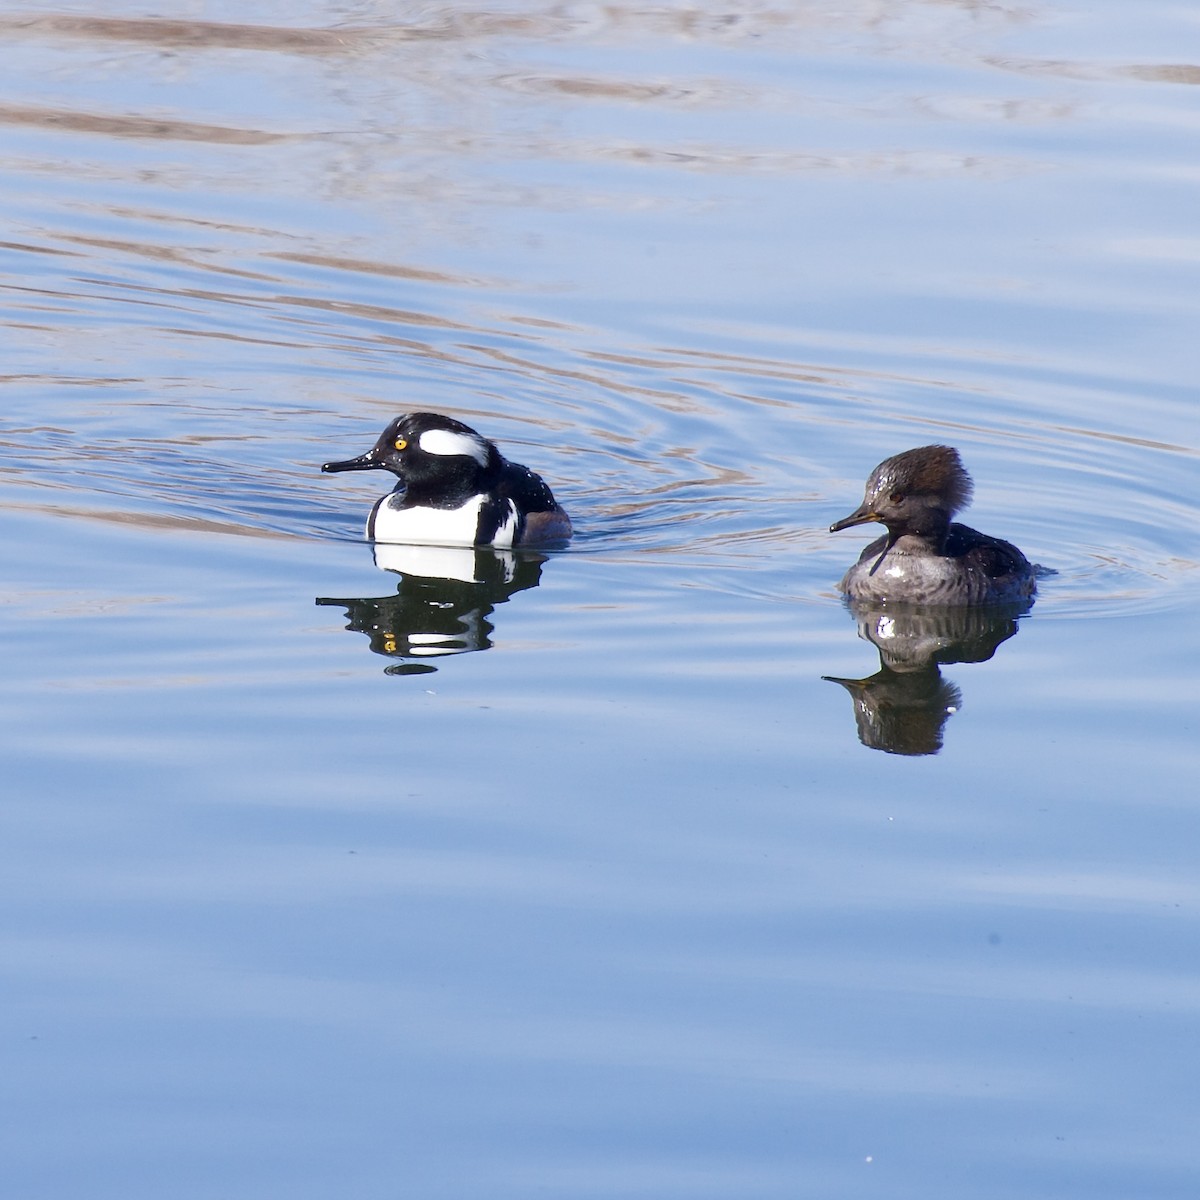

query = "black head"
[[830, 445, 974, 541], [322, 412, 503, 505]]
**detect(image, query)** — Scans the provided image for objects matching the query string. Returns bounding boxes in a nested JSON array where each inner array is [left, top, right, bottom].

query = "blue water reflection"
[[2, 2, 1200, 1199]]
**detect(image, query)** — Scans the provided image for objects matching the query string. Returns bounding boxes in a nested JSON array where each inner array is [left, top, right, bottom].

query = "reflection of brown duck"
[[825, 668, 963, 757], [830, 446, 1036, 605], [841, 600, 1024, 674], [316, 544, 545, 676], [824, 601, 1027, 756]]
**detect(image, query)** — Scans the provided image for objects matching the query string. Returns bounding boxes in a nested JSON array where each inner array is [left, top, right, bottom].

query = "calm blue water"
[[2, 3, 1198, 1197]]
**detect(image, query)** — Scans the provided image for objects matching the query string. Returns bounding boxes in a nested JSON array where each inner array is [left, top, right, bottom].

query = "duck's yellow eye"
[[394, 437, 407, 451]]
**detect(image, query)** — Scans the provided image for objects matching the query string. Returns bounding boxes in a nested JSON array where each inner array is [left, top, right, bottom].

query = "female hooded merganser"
[[829, 445, 1035, 605], [322, 412, 572, 547]]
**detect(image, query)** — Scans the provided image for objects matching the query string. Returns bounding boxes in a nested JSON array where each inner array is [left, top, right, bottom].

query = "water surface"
[[2, 3, 1198, 1197]]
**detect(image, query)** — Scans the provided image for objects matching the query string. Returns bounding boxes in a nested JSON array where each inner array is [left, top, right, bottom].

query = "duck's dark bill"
[[829, 506, 879, 532], [322, 451, 380, 473]]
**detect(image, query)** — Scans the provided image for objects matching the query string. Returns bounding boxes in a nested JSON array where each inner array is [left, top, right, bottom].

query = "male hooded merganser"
[[322, 412, 572, 547], [829, 445, 1035, 605]]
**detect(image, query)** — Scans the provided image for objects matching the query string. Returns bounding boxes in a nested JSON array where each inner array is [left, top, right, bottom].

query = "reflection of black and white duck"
[[830, 445, 1035, 605], [323, 412, 571, 547], [316, 544, 545, 674], [823, 601, 1026, 756]]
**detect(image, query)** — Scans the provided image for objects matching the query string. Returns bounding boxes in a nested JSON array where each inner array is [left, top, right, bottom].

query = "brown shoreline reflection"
[[317, 544, 546, 676], [0, 15, 384, 54], [0, 103, 286, 146], [824, 601, 1028, 756]]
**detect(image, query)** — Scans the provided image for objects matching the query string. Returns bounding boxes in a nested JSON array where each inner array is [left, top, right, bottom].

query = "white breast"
[[369, 494, 520, 548]]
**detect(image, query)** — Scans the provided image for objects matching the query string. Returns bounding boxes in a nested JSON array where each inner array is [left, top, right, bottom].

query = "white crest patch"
[[418, 428, 489, 465]]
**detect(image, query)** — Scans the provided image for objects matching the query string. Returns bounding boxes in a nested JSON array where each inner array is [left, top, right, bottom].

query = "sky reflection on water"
[[2, 2, 1199, 1198]]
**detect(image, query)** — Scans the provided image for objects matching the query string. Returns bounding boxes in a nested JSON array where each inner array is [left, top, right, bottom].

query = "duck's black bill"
[[829, 506, 879, 533], [821, 674, 868, 691], [322, 450, 381, 474]]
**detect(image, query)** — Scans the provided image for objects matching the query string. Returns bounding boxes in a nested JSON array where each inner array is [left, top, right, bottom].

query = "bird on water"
[[323, 412, 571, 548], [829, 444, 1035, 605]]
